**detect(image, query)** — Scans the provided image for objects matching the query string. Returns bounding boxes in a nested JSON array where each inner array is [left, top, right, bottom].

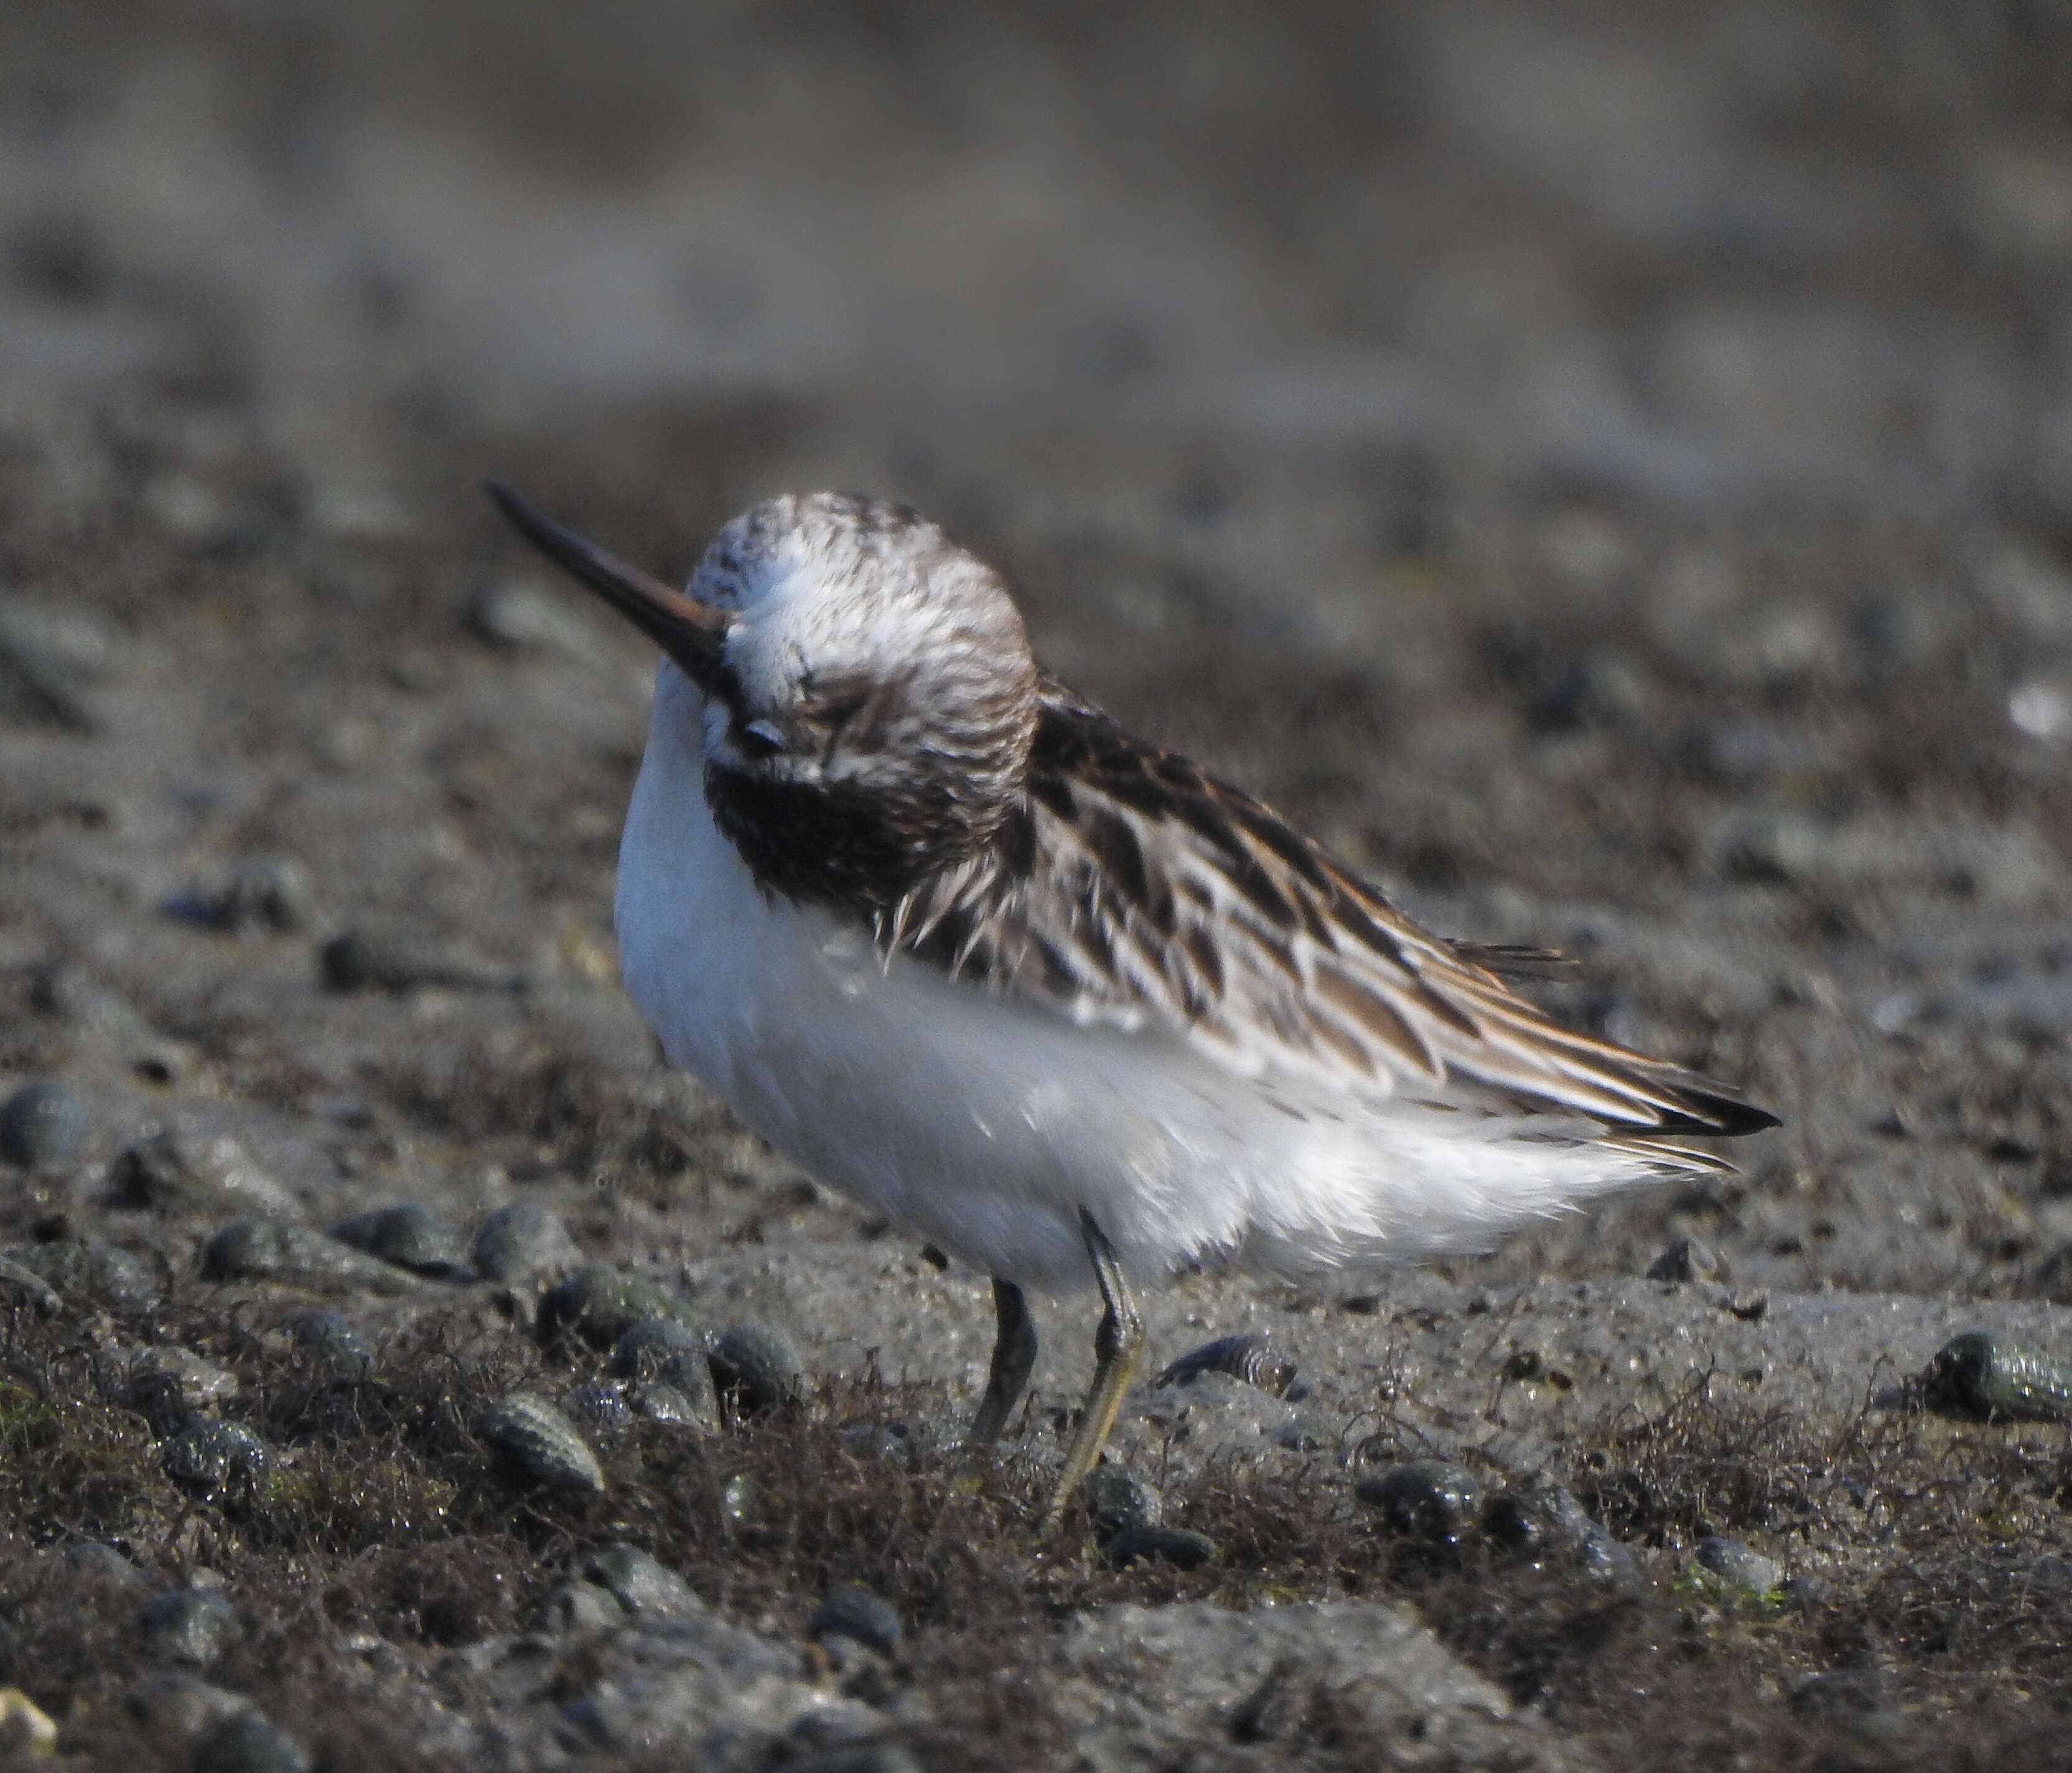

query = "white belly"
[[614, 668, 1671, 1294]]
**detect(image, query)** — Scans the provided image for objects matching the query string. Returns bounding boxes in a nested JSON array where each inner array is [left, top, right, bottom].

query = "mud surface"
[[4, 5, 2072, 1768]]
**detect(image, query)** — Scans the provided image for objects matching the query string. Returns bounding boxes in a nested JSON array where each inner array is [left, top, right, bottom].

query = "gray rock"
[[1, 1080, 87, 1168], [579, 1544, 699, 1619], [139, 1588, 242, 1667], [1102, 1525, 1219, 1571], [330, 1201, 467, 1276], [478, 1392, 605, 1493], [191, 857, 319, 936], [0, 1256, 63, 1317], [533, 1581, 628, 1636], [1694, 1535, 1783, 1598], [60, 1541, 147, 1587], [4, 1239, 159, 1310], [110, 1129, 299, 1219], [628, 1380, 711, 1428], [190, 1710, 312, 1773], [162, 1419, 269, 1503], [471, 1201, 577, 1283], [287, 1310, 373, 1379], [1081, 1464, 1163, 1542], [810, 1585, 902, 1657], [1923, 1328, 2072, 1422], [1647, 1236, 1730, 1284], [563, 1382, 635, 1438], [1354, 1459, 1485, 1546], [612, 1315, 705, 1378], [707, 1321, 805, 1417], [124, 1673, 252, 1744], [129, 1344, 241, 1413], [538, 1263, 698, 1351], [319, 926, 523, 994], [465, 579, 603, 659], [201, 1219, 413, 1293]]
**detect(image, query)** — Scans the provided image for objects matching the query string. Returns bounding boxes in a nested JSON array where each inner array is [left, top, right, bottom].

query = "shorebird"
[[487, 482, 1776, 1534]]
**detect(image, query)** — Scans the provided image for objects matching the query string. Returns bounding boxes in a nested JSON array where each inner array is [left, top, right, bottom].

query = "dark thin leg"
[[1040, 1210, 1145, 1537], [968, 1277, 1038, 1445]]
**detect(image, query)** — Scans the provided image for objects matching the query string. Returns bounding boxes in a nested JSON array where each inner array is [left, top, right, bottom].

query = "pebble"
[[838, 1422, 911, 1466], [0, 1688, 57, 1756], [478, 1392, 605, 1493], [139, 1588, 243, 1667], [563, 1383, 635, 1438], [162, 1419, 269, 1504], [533, 1581, 624, 1636], [108, 1129, 297, 1219], [60, 1542, 147, 1588], [1354, 1460, 1485, 1546], [579, 1544, 698, 1618], [123, 1673, 251, 1743], [193, 857, 319, 936], [1694, 1535, 1783, 1598], [3, 1239, 159, 1311], [782, 1750, 924, 1773], [538, 1264, 698, 1351], [1102, 1525, 1219, 1571], [1151, 1333, 1301, 1398], [612, 1315, 706, 1378], [287, 1311, 373, 1380], [1646, 1236, 1730, 1284], [465, 579, 600, 659], [202, 1219, 413, 1293], [0, 1081, 87, 1169], [1923, 1328, 2072, 1422], [1081, 1464, 1163, 1542], [1482, 1474, 1604, 1562], [191, 1711, 312, 1773], [810, 1585, 902, 1657], [628, 1380, 714, 1430], [707, 1321, 806, 1417], [471, 1201, 576, 1282], [330, 1202, 467, 1276], [320, 928, 523, 994]]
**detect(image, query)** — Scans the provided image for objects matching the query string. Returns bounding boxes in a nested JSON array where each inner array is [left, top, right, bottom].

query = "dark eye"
[[735, 717, 786, 760]]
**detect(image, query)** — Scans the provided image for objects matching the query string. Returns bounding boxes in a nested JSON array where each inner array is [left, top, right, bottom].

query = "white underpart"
[[617, 664, 1680, 1296]]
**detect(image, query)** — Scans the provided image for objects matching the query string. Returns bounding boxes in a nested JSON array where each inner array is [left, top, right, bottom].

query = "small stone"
[[465, 579, 600, 659], [108, 1129, 297, 1219], [123, 1673, 251, 1744], [60, 1542, 146, 1588], [194, 857, 318, 936], [1355, 1461, 1484, 1546], [162, 1420, 268, 1504], [319, 927, 522, 994], [1923, 1328, 2072, 1422], [191, 1711, 311, 1773], [1102, 1525, 1218, 1571], [330, 1202, 467, 1277], [719, 1472, 760, 1529], [139, 1588, 242, 1667], [1646, 1237, 1729, 1284], [531, 1581, 624, 1636], [707, 1321, 805, 1417], [627, 1381, 708, 1429], [0, 1081, 86, 1169], [471, 1201, 576, 1283], [1724, 1287, 1770, 1322], [781, 1750, 924, 1773], [611, 1315, 705, 1378], [810, 1585, 902, 1657], [1694, 1535, 1782, 1598], [538, 1264, 697, 1352], [201, 1219, 411, 1293], [3, 1239, 158, 1311], [563, 1383, 634, 1438], [1081, 1465, 1162, 1542], [577, 1544, 697, 1618], [1482, 1473, 1603, 1563], [0, 1687, 57, 1757], [1151, 1333, 1300, 1397], [838, 1422, 911, 1465], [287, 1311, 373, 1380], [478, 1392, 605, 1493]]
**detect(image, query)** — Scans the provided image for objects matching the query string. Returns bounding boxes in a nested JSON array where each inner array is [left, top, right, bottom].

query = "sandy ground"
[[4, 5, 2072, 1769]]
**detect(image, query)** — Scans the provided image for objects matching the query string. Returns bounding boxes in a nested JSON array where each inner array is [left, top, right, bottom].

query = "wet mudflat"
[[3, 6, 2072, 1767]]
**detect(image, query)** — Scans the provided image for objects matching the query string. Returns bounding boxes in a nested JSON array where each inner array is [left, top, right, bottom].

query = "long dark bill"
[[485, 481, 732, 691]]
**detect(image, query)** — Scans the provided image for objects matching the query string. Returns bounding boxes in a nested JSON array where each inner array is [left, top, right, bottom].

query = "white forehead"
[[689, 493, 1028, 705]]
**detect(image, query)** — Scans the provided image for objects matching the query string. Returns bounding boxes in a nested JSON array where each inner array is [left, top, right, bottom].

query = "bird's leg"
[[1040, 1209, 1144, 1538], [968, 1276, 1038, 1445]]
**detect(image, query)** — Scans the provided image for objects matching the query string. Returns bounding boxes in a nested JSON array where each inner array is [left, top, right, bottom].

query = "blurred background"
[[7, 4, 2072, 1303]]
